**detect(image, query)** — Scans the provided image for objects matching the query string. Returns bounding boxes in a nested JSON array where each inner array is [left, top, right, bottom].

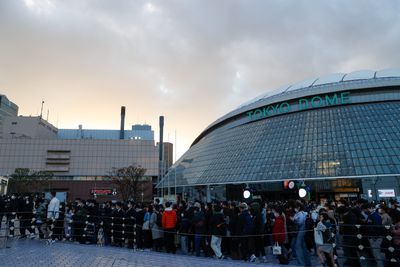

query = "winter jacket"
[[209, 211, 226, 236], [150, 211, 164, 239], [272, 215, 286, 245], [193, 210, 206, 234], [238, 210, 254, 235], [367, 211, 384, 238], [162, 208, 177, 230]]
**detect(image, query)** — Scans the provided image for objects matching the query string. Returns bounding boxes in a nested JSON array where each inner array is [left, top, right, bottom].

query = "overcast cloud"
[[1, 0, 399, 159]]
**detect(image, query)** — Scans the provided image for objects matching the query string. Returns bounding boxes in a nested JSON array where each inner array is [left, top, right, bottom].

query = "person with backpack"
[[237, 202, 256, 262], [315, 212, 335, 267], [150, 204, 164, 252]]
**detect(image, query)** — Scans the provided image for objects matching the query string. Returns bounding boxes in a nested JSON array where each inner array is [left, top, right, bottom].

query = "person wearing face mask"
[[365, 204, 385, 267], [134, 203, 145, 250], [315, 212, 335, 267], [73, 199, 87, 244], [389, 201, 400, 223], [150, 204, 164, 252], [125, 201, 136, 249], [100, 202, 112, 246], [46, 192, 60, 245], [113, 202, 125, 247], [272, 206, 289, 264], [19, 195, 34, 239], [336, 202, 361, 267], [162, 201, 177, 254], [264, 206, 275, 259], [293, 201, 311, 266]]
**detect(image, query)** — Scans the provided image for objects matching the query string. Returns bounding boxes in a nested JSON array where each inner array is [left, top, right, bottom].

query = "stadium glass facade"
[[157, 69, 400, 202]]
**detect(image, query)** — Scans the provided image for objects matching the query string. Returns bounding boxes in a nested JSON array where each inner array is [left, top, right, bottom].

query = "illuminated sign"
[[378, 189, 395, 198], [246, 92, 351, 121], [91, 189, 116, 196]]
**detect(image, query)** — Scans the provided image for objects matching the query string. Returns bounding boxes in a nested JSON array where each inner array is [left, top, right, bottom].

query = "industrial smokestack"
[[158, 116, 164, 196], [120, 106, 126, 139], [159, 116, 164, 161]]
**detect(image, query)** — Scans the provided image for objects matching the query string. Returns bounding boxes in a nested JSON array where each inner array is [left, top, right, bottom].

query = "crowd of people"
[[1, 192, 400, 267]]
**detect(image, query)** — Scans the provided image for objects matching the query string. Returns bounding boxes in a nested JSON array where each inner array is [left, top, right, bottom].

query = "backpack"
[[156, 212, 162, 227], [322, 226, 334, 244]]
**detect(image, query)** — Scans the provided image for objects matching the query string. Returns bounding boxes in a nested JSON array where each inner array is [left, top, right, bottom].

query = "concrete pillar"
[[206, 185, 211, 203]]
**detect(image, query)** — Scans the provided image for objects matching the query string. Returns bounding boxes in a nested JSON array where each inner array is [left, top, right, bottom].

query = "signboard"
[[246, 91, 351, 121], [378, 189, 395, 198], [91, 189, 116, 196]]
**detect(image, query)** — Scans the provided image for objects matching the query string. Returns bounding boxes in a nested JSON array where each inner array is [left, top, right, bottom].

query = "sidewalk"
[[0, 239, 319, 267]]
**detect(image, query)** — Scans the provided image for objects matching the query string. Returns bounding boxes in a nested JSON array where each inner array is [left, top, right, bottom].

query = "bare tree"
[[8, 168, 53, 194], [109, 165, 147, 202]]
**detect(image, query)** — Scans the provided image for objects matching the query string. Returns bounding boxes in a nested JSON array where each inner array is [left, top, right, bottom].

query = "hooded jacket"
[[162, 207, 177, 230]]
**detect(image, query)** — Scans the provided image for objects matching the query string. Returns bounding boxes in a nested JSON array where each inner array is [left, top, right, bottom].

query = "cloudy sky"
[[1, 0, 400, 159]]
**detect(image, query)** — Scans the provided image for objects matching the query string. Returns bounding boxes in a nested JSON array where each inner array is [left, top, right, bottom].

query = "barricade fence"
[[1, 211, 399, 265]]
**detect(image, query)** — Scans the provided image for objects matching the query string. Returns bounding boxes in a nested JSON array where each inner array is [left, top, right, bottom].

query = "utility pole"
[[174, 130, 177, 197]]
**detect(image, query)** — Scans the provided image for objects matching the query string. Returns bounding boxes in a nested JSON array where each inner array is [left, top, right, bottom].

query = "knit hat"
[[239, 202, 248, 210]]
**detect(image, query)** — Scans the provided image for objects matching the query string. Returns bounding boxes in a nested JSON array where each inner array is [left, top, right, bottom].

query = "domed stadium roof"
[[194, 68, 400, 146]]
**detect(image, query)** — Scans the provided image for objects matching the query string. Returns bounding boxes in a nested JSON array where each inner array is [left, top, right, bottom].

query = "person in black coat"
[[125, 201, 136, 249], [209, 205, 226, 259], [73, 200, 87, 244], [18, 195, 34, 238], [237, 202, 256, 262], [251, 202, 266, 262], [337, 205, 361, 267], [113, 202, 125, 247], [134, 203, 145, 250], [192, 203, 207, 257]]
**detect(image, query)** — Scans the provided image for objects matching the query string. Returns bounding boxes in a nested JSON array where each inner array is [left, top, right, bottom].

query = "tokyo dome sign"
[[246, 92, 351, 121]]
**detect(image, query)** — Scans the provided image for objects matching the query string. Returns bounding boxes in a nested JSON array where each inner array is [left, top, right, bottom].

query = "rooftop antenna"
[[40, 100, 44, 119]]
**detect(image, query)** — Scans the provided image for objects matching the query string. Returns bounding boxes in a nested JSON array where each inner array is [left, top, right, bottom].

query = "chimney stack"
[[120, 106, 126, 140], [158, 116, 164, 196], [159, 116, 164, 162]]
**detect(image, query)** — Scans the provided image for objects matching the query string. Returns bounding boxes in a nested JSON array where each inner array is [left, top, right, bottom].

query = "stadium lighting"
[[299, 188, 307, 198], [243, 189, 251, 199]]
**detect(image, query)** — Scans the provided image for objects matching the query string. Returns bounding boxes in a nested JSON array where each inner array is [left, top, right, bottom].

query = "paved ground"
[[0, 238, 321, 267]]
